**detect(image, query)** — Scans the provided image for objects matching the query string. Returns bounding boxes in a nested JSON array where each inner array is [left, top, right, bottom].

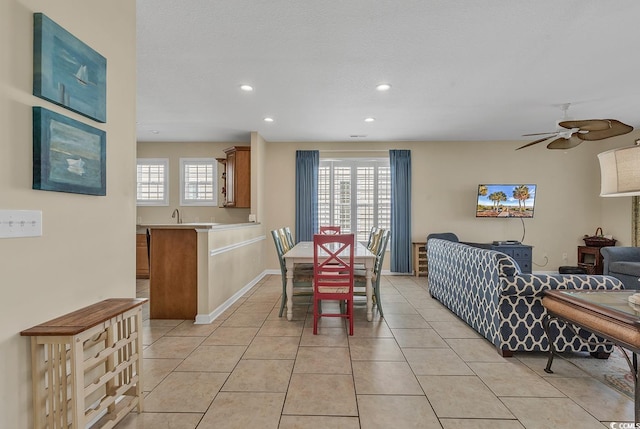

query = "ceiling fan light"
[[598, 144, 640, 197]]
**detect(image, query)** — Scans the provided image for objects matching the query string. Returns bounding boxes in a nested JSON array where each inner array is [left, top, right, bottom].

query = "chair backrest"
[[373, 230, 391, 278], [319, 225, 341, 235], [275, 228, 293, 253], [313, 233, 355, 292], [271, 229, 287, 276], [368, 227, 385, 253], [283, 227, 295, 248], [366, 226, 380, 249]]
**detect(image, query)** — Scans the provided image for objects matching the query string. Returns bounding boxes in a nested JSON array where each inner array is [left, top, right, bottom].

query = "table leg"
[[542, 314, 556, 374], [366, 261, 373, 322], [285, 259, 294, 321]]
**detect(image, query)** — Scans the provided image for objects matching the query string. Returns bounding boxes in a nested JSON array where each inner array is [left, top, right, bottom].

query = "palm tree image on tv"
[[476, 184, 536, 218]]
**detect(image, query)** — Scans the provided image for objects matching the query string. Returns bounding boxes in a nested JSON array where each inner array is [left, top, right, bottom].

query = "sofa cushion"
[[609, 261, 640, 277], [496, 254, 520, 277]]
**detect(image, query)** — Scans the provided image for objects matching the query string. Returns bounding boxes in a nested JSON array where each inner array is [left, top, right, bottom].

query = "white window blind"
[[136, 158, 169, 206], [180, 158, 217, 206], [318, 158, 391, 241]]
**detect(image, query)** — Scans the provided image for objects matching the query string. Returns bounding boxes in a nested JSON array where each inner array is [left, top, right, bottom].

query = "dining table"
[[283, 241, 377, 321]]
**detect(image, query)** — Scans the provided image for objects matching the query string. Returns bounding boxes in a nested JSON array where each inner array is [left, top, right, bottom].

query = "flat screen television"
[[476, 184, 536, 218]]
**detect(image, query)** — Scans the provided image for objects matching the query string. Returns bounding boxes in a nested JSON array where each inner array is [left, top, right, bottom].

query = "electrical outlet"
[[562, 252, 568, 260]]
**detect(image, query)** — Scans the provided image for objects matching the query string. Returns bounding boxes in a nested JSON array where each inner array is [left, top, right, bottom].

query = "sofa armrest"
[[601, 246, 640, 263], [501, 274, 623, 297]]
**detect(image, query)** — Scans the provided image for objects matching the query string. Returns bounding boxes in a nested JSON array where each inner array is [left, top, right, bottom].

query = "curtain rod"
[[318, 149, 389, 153]]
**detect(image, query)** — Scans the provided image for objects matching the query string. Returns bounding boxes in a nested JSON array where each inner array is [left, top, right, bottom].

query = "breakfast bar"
[[140, 222, 265, 323]]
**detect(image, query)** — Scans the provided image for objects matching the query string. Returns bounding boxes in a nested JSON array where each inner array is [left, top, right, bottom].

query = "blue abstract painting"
[[33, 13, 107, 123], [33, 107, 106, 196]]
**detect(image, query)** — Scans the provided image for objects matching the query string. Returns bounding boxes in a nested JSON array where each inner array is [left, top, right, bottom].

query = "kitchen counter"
[[136, 222, 258, 233], [140, 222, 264, 321]]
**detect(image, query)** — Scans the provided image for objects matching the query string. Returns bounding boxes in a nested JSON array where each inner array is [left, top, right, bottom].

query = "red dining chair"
[[312, 233, 355, 335], [319, 225, 341, 235]]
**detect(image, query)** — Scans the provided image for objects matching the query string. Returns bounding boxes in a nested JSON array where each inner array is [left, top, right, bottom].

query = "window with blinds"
[[180, 158, 217, 206], [318, 158, 391, 241], [136, 158, 169, 206]]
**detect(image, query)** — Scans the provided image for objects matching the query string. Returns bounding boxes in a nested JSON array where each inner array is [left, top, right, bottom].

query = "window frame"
[[318, 157, 391, 242], [179, 157, 218, 207], [136, 158, 169, 206]]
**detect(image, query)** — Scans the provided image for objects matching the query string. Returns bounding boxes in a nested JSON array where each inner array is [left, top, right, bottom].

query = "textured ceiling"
[[136, 0, 640, 144]]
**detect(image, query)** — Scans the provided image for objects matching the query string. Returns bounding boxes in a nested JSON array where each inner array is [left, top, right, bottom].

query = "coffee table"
[[542, 289, 640, 423]]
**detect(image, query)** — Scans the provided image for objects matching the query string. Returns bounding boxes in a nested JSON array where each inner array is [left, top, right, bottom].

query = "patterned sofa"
[[427, 238, 624, 356]]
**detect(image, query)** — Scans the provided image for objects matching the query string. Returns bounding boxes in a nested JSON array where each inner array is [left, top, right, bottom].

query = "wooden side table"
[[577, 245, 604, 275], [21, 298, 147, 429], [541, 290, 640, 422], [413, 242, 428, 277]]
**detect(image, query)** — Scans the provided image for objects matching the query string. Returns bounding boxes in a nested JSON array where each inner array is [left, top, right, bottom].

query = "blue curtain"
[[390, 149, 412, 273], [295, 150, 319, 243]]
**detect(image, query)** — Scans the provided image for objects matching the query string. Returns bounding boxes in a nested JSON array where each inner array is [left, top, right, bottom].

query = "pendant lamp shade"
[[598, 144, 640, 197]]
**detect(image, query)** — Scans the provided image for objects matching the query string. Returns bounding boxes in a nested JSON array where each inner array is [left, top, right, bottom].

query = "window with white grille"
[[136, 158, 169, 206], [180, 158, 217, 206], [318, 158, 391, 242]]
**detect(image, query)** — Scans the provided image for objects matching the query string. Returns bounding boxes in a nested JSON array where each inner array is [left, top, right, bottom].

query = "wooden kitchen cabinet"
[[136, 233, 149, 279], [149, 228, 197, 319], [222, 146, 250, 208]]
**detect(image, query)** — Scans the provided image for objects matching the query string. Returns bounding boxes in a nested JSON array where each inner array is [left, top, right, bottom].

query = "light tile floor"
[[115, 275, 634, 428]]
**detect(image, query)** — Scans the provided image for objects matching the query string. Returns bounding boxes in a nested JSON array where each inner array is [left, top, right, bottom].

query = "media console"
[[464, 242, 533, 274], [491, 243, 532, 274]]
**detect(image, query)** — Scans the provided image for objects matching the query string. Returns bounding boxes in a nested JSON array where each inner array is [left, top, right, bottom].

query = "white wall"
[[261, 134, 640, 272], [0, 1, 136, 427], [136, 141, 250, 225]]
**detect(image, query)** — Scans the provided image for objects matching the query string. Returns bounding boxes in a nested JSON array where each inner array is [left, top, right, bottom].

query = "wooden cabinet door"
[[136, 233, 149, 279], [225, 150, 237, 206], [149, 229, 197, 319], [222, 146, 250, 208]]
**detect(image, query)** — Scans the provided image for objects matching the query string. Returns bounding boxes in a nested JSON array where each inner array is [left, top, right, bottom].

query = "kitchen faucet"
[[171, 208, 182, 224]]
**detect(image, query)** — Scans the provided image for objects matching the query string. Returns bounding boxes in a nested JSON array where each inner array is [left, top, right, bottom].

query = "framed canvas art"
[[33, 107, 106, 196], [33, 13, 107, 123]]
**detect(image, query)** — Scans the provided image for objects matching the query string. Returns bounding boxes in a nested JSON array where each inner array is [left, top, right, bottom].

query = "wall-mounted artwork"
[[33, 107, 106, 196], [33, 13, 107, 123]]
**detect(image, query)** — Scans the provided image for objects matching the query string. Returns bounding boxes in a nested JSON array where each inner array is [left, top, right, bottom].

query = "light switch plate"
[[0, 210, 42, 238]]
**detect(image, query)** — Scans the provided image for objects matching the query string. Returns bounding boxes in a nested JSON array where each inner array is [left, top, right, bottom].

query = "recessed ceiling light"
[[151, 130, 160, 134], [364, 117, 375, 123], [263, 117, 274, 122], [376, 83, 391, 91], [240, 84, 254, 91]]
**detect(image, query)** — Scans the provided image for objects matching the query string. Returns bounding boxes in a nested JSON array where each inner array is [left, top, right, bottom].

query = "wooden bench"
[[21, 298, 147, 429]]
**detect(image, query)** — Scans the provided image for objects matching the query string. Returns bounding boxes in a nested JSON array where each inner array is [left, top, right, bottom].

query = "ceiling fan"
[[516, 104, 633, 150]]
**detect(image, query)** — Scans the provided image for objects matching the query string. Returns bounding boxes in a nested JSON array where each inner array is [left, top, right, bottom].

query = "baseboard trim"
[[194, 269, 269, 324]]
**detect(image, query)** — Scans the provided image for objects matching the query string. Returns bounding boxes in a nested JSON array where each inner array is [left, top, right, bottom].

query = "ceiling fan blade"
[[516, 136, 553, 150], [546, 134, 583, 150], [575, 119, 634, 141], [522, 131, 559, 137], [558, 119, 612, 131]]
